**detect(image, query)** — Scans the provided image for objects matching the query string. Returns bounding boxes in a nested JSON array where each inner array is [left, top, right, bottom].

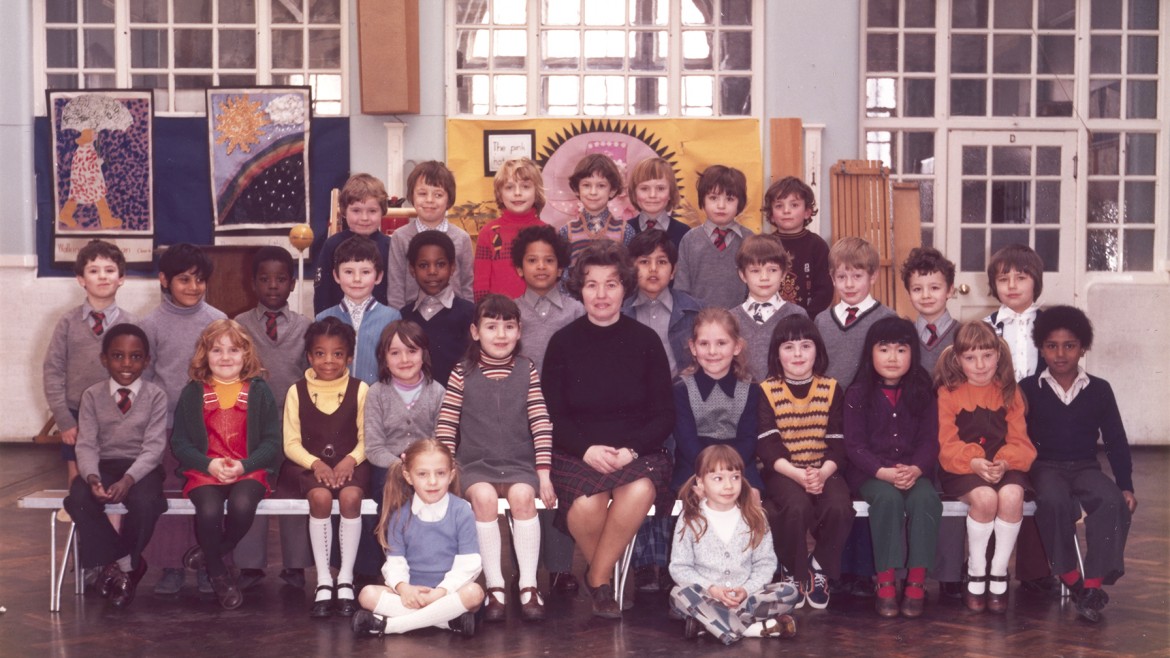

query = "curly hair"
[[762, 176, 818, 226], [564, 240, 636, 301], [1031, 304, 1093, 350]]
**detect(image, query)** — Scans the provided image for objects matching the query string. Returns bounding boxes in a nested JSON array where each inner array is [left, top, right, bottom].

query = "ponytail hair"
[[374, 438, 460, 552], [676, 445, 769, 550]]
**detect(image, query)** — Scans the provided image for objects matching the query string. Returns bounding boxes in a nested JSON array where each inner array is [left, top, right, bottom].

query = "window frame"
[[444, 0, 765, 118], [32, 0, 349, 117]]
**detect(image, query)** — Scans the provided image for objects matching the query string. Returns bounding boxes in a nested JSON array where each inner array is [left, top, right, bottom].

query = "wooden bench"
[[17, 489, 1037, 612]]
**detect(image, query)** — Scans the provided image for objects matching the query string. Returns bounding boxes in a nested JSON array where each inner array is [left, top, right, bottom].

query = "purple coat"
[[843, 385, 939, 492]]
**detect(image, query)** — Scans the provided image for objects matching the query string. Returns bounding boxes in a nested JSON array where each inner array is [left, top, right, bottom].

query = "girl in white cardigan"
[[669, 445, 801, 644]]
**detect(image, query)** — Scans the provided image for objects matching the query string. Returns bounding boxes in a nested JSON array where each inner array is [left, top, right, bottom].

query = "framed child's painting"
[[207, 86, 312, 241], [48, 89, 155, 266]]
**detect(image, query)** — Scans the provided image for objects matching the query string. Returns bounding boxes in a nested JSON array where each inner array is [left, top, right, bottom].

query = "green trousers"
[[859, 477, 942, 572]]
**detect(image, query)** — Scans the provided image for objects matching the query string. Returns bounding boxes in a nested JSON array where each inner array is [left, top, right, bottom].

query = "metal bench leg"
[[50, 513, 76, 613], [74, 524, 84, 595], [614, 539, 636, 611]]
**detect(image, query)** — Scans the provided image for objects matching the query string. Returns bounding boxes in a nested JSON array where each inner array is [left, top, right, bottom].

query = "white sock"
[[336, 516, 361, 596], [383, 593, 469, 635], [309, 516, 334, 600], [966, 517, 993, 594], [989, 517, 1022, 594], [477, 520, 505, 591], [373, 590, 410, 617], [512, 516, 541, 592], [116, 555, 133, 572], [742, 620, 766, 638], [809, 556, 823, 572]]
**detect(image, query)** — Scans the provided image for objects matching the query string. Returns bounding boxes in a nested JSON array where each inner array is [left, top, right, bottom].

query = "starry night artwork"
[[208, 87, 311, 231]]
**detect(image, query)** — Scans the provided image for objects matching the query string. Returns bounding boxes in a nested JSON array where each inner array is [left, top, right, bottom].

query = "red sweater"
[[473, 209, 544, 301]]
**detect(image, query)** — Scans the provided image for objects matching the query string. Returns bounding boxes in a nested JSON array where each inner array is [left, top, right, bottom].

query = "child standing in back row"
[[675, 165, 755, 309], [474, 158, 546, 301], [900, 247, 957, 376], [558, 153, 634, 269], [813, 237, 896, 387], [935, 321, 1036, 614], [731, 234, 808, 383], [435, 295, 555, 622], [670, 445, 798, 644], [628, 156, 689, 249], [763, 176, 833, 319], [400, 231, 475, 387], [387, 161, 474, 309], [314, 173, 391, 314]]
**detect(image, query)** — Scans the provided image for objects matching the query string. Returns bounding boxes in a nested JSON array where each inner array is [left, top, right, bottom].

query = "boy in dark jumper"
[[64, 323, 168, 608], [401, 231, 475, 387], [232, 246, 312, 590], [763, 176, 833, 319], [1021, 305, 1135, 623], [730, 233, 808, 383]]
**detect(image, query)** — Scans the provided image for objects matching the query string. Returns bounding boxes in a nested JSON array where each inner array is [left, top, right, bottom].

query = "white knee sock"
[[512, 516, 541, 592], [477, 520, 504, 591], [336, 516, 361, 595], [309, 516, 333, 600], [373, 590, 411, 617], [989, 517, 1022, 594], [966, 517, 994, 594], [383, 593, 469, 635]]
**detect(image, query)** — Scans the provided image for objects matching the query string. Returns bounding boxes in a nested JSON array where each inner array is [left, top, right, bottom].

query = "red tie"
[[90, 311, 106, 336], [116, 388, 132, 414], [645, 218, 657, 231], [925, 323, 939, 347], [845, 307, 859, 326], [264, 311, 280, 341], [713, 227, 729, 251]]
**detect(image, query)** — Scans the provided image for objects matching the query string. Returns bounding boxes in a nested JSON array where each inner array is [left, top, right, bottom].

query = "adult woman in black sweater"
[[542, 241, 675, 619]]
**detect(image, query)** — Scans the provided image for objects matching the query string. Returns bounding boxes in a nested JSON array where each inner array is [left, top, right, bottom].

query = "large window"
[[449, 0, 762, 117], [862, 0, 1163, 274], [36, 0, 347, 115]]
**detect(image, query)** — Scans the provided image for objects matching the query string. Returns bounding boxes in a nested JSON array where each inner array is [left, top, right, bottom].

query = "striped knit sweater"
[[755, 376, 845, 471], [558, 210, 635, 269], [434, 353, 553, 469]]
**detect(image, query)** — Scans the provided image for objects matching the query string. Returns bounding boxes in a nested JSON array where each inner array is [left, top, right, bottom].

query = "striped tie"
[[116, 388, 132, 414], [845, 306, 859, 326], [90, 311, 106, 336], [713, 227, 729, 251], [925, 323, 939, 347], [264, 311, 280, 341], [645, 218, 657, 231]]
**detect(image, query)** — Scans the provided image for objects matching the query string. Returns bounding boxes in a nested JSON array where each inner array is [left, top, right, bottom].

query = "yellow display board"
[[445, 118, 763, 238]]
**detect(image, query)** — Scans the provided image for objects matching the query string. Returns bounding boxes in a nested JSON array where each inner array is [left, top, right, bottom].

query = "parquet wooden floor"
[[2, 444, 1168, 657]]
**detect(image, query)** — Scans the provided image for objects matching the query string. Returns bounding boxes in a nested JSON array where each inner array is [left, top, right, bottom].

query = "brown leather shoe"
[[964, 576, 987, 613], [591, 584, 622, 619], [549, 571, 578, 593], [761, 613, 797, 638], [986, 575, 1009, 613], [900, 581, 925, 618], [109, 557, 148, 608], [182, 545, 205, 571], [518, 586, 545, 621], [482, 587, 507, 622], [97, 562, 122, 598], [210, 572, 243, 610], [875, 592, 900, 618]]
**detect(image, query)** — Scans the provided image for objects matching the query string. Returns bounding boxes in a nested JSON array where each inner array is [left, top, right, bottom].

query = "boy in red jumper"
[[473, 158, 546, 301]]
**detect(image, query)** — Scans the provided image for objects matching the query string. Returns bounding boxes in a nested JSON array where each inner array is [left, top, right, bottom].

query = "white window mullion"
[[337, 0, 349, 115], [668, 0, 681, 115], [32, 1, 46, 115], [114, 0, 130, 88], [256, 0, 272, 86], [528, 0, 540, 116]]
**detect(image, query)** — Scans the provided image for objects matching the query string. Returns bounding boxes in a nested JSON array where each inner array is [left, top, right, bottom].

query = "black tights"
[[189, 480, 266, 577]]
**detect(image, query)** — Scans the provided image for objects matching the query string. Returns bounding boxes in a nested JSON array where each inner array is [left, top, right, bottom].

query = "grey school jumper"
[[235, 305, 310, 411], [675, 222, 754, 309], [75, 379, 169, 484], [514, 288, 585, 374], [43, 304, 135, 431], [363, 379, 446, 469], [386, 221, 475, 310], [140, 296, 227, 425], [814, 304, 897, 387], [731, 303, 809, 383]]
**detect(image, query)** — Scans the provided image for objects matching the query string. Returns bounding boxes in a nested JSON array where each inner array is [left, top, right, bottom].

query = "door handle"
[[957, 284, 970, 295]]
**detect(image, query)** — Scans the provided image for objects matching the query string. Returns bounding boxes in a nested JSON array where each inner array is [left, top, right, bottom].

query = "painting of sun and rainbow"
[[207, 86, 311, 232]]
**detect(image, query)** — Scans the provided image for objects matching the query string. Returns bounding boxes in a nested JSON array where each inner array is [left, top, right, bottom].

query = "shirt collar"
[[108, 377, 143, 397], [81, 301, 119, 320], [915, 310, 953, 333], [834, 295, 877, 320], [258, 304, 289, 318], [637, 211, 671, 231], [411, 492, 450, 521], [633, 288, 673, 312], [702, 220, 744, 238], [744, 293, 783, 311], [694, 369, 738, 400], [524, 287, 566, 310], [415, 285, 455, 310], [997, 303, 1040, 324], [1039, 365, 1091, 402], [413, 217, 450, 233], [342, 296, 374, 315]]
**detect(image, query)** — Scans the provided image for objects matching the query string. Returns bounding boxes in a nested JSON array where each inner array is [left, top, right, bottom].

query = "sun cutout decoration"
[[214, 94, 271, 156], [535, 119, 685, 227]]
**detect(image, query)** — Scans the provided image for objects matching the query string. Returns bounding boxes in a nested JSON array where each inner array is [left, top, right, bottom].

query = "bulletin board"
[[446, 118, 763, 238]]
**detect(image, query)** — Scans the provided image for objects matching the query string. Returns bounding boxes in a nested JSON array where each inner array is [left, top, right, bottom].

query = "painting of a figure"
[[209, 87, 311, 231], [50, 90, 153, 233]]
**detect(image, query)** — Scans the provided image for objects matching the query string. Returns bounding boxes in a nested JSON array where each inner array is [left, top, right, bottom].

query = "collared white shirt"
[[108, 376, 143, 401], [638, 211, 671, 232], [742, 293, 785, 324], [81, 302, 123, 332], [833, 295, 877, 325], [411, 492, 450, 521], [991, 303, 1040, 380], [1039, 365, 1091, 405], [915, 311, 954, 344], [342, 296, 374, 333], [414, 285, 455, 321], [413, 217, 450, 233]]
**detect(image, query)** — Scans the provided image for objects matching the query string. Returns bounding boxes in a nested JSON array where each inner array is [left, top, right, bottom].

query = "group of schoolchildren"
[[48, 151, 1135, 645]]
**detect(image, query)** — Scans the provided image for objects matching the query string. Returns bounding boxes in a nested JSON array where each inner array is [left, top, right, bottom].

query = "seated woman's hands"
[[583, 445, 623, 474]]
